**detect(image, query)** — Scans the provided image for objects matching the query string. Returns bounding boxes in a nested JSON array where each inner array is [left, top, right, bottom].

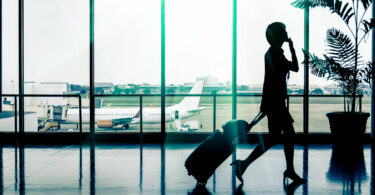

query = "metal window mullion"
[[161, 0, 165, 135], [303, 0, 310, 135], [18, 0, 24, 134], [89, 0, 95, 138], [0, 0, 2, 113], [213, 95, 216, 132], [79, 96, 82, 133], [14, 96, 17, 134], [232, 0, 237, 120], [231, 0, 237, 189], [140, 95, 143, 142], [372, 1, 375, 139]]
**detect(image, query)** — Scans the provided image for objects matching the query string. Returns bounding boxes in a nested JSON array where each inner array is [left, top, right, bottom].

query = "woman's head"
[[266, 22, 288, 46]]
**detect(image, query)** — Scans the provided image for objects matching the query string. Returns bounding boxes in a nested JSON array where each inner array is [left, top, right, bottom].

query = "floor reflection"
[[14, 145, 18, 192], [90, 140, 95, 195], [0, 145, 3, 195], [161, 143, 165, 195], [19, 143, 24, 195], [326, 144, 368, 194], [303, 144, 308, 195], [79, 143, 82, 191], [139, 142, 143, 191], [372, 144, 375, 195], [188, 184, 212, 195], [0, 143, 373, 194]]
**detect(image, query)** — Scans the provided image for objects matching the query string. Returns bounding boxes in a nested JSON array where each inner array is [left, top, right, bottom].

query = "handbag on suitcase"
[[185, 112, 265, 185]]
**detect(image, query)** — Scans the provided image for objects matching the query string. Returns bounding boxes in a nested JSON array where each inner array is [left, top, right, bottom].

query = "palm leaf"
[[361, 18, 375, 35], [325, 28, 358, 67], [303, 50, 353, 82], [304, 51, 329, 78], [292, 0, 354, 25], [360, 0, 373, 10]]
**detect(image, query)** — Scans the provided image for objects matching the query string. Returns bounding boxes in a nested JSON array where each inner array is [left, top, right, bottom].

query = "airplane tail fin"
[[177, 80, 205, 110]]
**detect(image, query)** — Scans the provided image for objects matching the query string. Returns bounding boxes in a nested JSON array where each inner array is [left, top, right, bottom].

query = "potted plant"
[[292, 0, 375, 142]]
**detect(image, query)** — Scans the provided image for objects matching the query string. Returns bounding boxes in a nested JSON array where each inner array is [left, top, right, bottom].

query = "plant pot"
[[326, 112, 370, 144]]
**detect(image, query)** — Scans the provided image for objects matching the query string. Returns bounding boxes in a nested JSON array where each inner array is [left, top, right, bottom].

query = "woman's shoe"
[[230, 160, 244, 183], [283, 170, 306, 186]]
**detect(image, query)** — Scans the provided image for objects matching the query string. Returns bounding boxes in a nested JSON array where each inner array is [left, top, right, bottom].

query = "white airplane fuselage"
[[64, 81, 205, 127], [65, 106, 196, 124]]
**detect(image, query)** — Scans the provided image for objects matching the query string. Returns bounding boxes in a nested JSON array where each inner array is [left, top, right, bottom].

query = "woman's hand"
[[287, 38, 295, 51]]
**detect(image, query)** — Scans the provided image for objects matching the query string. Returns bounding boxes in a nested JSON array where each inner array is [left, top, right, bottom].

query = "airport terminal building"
[[0, 0, 374, 194]]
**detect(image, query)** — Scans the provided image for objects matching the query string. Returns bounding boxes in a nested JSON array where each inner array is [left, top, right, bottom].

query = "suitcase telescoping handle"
[[232, 112, 266, 145], [247, 112, 266, 131]]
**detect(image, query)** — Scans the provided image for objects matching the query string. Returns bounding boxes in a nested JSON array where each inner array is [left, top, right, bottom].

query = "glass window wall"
[[1, 0, 373, 135], [165, 0, 232, 133], [94, 0, 161, 133], [1, 0, 19, 133], [309, 1, 372, 133]]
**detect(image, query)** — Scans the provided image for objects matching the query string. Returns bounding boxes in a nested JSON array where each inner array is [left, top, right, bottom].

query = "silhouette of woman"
[[231, 22, 306, 185]]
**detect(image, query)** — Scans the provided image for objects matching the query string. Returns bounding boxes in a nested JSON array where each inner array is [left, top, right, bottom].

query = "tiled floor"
[[0, 143, 373, 194]]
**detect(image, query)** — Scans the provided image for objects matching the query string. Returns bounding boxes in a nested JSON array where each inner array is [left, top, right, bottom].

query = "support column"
[[232, 0, 237, 120], [89, 0, 95, 139], [0, 0, 2, 112], [18, 0, 24, 134], [371, 0, 375, 140], [161, 0, 166, 135], [232, 0, 237, 190], [303, 0, 310, 134]]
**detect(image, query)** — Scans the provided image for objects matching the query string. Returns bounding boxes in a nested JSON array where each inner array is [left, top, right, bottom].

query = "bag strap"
[[232, 112, 266, 145]]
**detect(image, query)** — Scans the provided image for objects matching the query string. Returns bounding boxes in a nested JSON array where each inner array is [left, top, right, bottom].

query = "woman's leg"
[[232, 114, 278, 176], [231, 135, 276, 182], [283, 123, 295, 173], [242, 136, 276, 171], [282, 123, 305, 184]]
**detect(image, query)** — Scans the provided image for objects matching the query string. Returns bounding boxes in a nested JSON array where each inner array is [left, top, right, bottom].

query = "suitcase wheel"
[[196, 181, 207, 186]]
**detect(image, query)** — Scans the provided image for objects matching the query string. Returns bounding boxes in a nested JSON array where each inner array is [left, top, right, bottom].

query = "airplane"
[[63, 81, 205, 130]]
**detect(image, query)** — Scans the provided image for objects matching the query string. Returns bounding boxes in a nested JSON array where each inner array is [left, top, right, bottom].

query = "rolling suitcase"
[[185, 112, 265, 185]]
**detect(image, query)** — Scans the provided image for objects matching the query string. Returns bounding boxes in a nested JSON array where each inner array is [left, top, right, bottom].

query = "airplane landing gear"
[[122, 124, 129, 130]]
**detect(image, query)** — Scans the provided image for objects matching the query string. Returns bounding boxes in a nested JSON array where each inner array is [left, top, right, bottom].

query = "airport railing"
[[286, 94, 363, 112], [1, 93, 364, 134], [94, 93, 364, 133], [1, 94, 83, 133]]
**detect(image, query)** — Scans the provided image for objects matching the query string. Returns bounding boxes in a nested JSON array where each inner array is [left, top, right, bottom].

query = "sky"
[[2, 0, 373, 87]]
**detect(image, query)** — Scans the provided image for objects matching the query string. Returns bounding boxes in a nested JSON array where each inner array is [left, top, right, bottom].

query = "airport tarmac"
[[2, 95, 371, 133], [53, 103, 371, 134]]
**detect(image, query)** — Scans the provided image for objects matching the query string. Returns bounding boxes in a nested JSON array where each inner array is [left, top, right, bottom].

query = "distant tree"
[[70, 84, 81, 92], [238, 85, 250, 91], [297, 89, 304, 95], [143, 89, 151, 94], [310, 88, 324, 95], [113, 86, 121, 94], [179, 86, 186, 92], [167, 88, 175, 94]]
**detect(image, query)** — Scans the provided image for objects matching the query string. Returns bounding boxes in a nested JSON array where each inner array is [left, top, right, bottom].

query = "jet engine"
[[97, 120, 113, 128]]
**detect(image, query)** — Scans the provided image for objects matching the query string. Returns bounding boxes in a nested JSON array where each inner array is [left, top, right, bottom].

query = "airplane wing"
[[187, 107, 206, 114]]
